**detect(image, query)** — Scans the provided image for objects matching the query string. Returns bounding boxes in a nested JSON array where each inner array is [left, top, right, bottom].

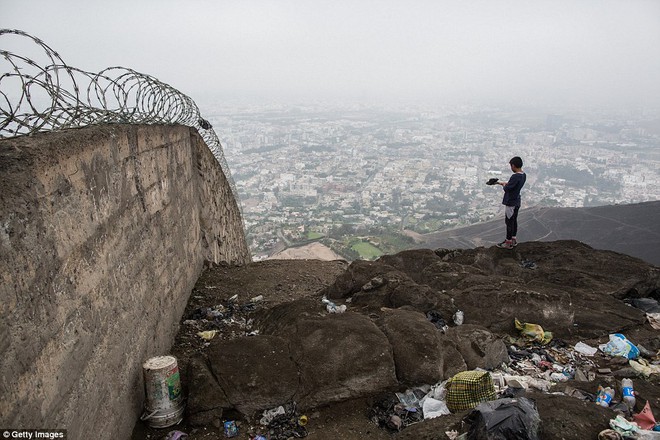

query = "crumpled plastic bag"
[[574, 341, 598, 356], [514, 319, 552, 345], [466, 397, 540, 440], [647, 313, 660, 331], [634, 400, 657, 430], [422, 397, 450, 419], [630, 359, 660, 377], [197, 330, 219, 340], [609, 414, 640, 437], [599, 334, 639, 360]]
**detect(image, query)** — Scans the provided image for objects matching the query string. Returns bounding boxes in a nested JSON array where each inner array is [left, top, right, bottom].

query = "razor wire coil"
[[0, 29, 238, 199]]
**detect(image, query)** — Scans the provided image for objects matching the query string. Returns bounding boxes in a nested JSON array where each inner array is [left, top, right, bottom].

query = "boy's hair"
[[509, 156, 523, 168]]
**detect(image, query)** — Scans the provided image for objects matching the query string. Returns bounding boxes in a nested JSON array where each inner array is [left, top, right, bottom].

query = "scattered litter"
[[520, 260, 538, 270], [322, 296, 347, 313], [597, 429, 623, 440], [596, 386, 615, 407], [609, 414, 640, 437], [630, 359, 660, 377], [634, 400, 657, 430], [224, 420, 239, 438], [622, 378, 636, 409], [625, 298, 660, 314], [228, 294, 238, 302], [258, 402, 307, 439], [453, 310, 464, 326], [197, 330, 219, 340], [599, 334, 639, 360], [574, 342, 598, 356], [260, 406, 286, 425], [648, 313, 660, 331], [422, 397, 450, 419], [466, 397, 540, 440], [163, 431, 188, 440], [427, 310, 449, 332], [514, 319, 552, 345], [369, 394, 423, 431], [250, 295, 264, 302]]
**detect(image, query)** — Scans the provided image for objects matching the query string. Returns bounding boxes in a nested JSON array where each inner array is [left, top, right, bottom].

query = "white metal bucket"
[[141, 355, 185, 428]]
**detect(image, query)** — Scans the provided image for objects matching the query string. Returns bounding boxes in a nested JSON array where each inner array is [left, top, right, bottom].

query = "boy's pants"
[[505, 205, 520, 240]]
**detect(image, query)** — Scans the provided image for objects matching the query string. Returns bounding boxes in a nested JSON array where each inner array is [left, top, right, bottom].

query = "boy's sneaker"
[[512, 238, 518, 247], [497, 240, 514, 249]]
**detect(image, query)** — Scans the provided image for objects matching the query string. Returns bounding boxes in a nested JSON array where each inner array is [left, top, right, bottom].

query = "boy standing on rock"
[[495, 156, 526, 249]]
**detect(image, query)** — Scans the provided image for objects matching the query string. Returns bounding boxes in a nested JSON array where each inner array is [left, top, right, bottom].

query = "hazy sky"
[[2, 0, 660, 106]]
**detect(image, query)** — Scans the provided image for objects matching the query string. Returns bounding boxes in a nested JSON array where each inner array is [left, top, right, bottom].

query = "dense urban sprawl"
[[201, 102, 660, 260]]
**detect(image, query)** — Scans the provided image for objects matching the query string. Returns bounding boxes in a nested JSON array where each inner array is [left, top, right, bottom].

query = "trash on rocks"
[[630, 359, 660, 377], [370, 394, 424, 432], [520, 260, 538, 270], [250, 295, 264, 302], [622, 378, 636, 409], [258, 402, 307, 439], [634, 401, 657, 430], [647, 313, 660, 331], [453, 310, 465, 326], [597, 429, 623, 440], [574, 342, 598, 356], [228, 294, 238, 302], [224, 420, 239, 438], [625, 298, 660, 314], [260, 406, 286, 425], [514, 319, 553, 345], [322, 296, 347, 313], [197, 330, 219, 340], [609, 414, 640, 437], [446, 371, 496, 413], [422, 397, 451, 419], [493, 374, 552, 394], [427, 310, 449, 332], [163, 431, 188, 440], [596, 386, 615, 407], [599, 334, 640, 360], [466, 397, 540, 440], [396, 386, 430, 409]]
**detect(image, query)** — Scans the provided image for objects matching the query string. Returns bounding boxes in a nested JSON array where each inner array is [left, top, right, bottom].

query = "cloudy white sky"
[[2, 0, 660, 106]]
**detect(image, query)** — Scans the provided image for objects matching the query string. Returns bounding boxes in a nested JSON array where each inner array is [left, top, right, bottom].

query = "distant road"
[[415, 201, 660, 266]]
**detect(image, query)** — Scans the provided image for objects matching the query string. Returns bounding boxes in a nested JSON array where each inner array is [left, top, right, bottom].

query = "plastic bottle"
[[622, 378, 636, 409], [596, 386, 615, 407]]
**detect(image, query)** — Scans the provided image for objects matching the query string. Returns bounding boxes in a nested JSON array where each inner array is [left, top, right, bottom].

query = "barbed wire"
[[0, 28, 239, 200]]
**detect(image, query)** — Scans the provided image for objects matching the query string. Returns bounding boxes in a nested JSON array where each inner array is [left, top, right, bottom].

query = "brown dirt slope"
[[133, 241, 660, 440]]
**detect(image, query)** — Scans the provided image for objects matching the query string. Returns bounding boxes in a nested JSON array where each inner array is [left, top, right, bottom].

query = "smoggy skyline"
[[2, 0, 660, 107]]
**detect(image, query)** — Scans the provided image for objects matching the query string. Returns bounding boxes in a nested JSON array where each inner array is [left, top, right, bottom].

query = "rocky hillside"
[[416, 201, 660, 266], [133, 240, 660, 440]]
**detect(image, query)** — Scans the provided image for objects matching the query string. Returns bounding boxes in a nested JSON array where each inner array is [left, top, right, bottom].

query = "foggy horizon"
[[2, 0, 660, 109]]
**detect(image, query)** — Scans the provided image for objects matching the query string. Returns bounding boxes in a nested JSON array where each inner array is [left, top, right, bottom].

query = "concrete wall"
[[0, 125, 250, 439]]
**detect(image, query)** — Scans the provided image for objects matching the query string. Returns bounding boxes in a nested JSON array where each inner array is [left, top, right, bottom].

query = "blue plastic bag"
[[599, 333, 639, 360]]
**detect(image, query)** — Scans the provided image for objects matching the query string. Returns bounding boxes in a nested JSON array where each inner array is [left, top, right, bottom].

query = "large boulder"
[[322, 259, 398, 300], [377, 308, 465, 385], [206, 335, 299, 416], [186, 355, 231, 426], [290, 312, 398, 409]]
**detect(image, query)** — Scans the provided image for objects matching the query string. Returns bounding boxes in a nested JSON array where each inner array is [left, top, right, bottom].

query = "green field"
[[307, 231, 324, 239], [351, 241, 383, 260]]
